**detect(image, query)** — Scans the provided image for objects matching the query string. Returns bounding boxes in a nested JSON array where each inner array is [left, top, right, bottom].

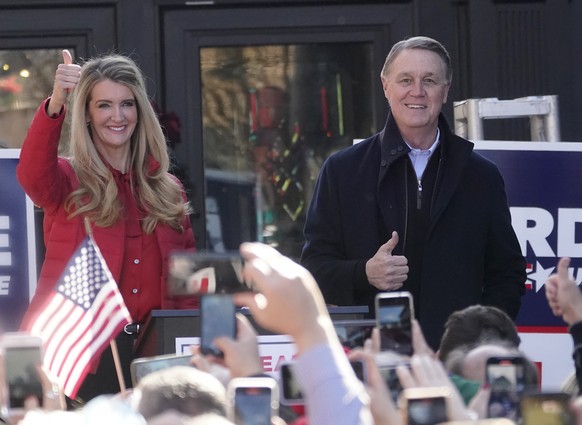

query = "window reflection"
[[201, 43, 374, 259], [0, 49, 65, 149]]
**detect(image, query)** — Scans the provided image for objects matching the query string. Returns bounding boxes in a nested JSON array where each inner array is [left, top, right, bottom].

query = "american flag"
[[22, 235, 132, 398]]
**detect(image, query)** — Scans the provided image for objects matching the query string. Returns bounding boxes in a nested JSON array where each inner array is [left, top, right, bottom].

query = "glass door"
[[200, 42, 374, 257], [0, 49, 68, 149], [163, 3, 412, 259]]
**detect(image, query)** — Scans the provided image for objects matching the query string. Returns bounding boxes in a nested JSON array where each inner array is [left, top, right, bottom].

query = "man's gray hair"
[[380, 36, 452, 83]]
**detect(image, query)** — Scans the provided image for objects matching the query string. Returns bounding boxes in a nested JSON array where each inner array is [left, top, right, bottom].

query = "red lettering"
[[260, 355, 273, 372]]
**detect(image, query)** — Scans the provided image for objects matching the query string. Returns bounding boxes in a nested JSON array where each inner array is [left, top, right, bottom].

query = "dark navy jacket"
[[301, 111, 526, 349]]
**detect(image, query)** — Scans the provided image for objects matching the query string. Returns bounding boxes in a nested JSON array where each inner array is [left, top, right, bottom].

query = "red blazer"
[[17, 100, 198, 327]]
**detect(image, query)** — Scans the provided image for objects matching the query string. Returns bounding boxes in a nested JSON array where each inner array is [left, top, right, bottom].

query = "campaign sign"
[[475, 141, 582, 328], [0, 150, 37, 331]]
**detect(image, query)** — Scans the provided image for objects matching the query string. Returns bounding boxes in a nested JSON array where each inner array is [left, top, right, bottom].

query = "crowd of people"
[[0, 242, 581, 425], [3, 32, 579, 425]]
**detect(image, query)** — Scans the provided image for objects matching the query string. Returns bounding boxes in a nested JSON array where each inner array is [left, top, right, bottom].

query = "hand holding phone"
[[375, 291, 414, 356], [402, 387, 451, 425], [227, 377, 279, 425], [200, 294, 237, 357], [379, 365, 406, 403], [486, 356, 526, 421]]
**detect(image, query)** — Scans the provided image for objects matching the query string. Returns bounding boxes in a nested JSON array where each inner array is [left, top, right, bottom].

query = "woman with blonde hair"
[[17, 50, 197, 401]]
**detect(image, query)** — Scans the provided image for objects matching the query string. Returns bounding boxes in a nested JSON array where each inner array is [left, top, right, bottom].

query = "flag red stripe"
[[58, 293, 121, 378], [46, 304, 83, 371], [39, 298, 80, 368], [26, 236, 132, 399], [56, 289, 127, 395], [65, 306, 128, 396]]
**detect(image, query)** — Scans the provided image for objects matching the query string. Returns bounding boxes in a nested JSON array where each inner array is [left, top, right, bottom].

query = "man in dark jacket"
[[300, 36, 526, 349]]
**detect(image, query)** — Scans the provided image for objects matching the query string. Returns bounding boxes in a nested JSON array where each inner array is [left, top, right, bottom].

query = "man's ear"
[[442, 82, 451, 104], [381, 76, 389, 93]]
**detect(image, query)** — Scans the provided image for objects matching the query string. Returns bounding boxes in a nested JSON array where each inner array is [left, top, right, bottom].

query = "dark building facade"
[[1, 0, 579, 257]]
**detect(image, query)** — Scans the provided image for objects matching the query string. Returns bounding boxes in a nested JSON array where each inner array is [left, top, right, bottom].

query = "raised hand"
[[47, 49, 81, 116], [366, 231, 409, 291], [234, 242, 334, 354], [545, 257, 582, 325]]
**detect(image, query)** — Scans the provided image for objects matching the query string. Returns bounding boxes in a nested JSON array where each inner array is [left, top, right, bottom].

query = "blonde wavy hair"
[[64, 54, 190, 233]]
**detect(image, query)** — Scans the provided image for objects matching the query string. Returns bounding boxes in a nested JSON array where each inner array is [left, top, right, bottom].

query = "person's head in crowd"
[[134, 366, 227, 420], [17, 410, 83, 425], [451, 343, 539, 390], [185, 413, 236, 425], [438, 305, 521, 363], [146, 411, 236, 425], [445, 343, 516, 379], [79, 394, 147, 424]]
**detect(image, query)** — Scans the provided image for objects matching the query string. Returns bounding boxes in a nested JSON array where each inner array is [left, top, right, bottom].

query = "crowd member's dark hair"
[[438, 304, 521, 363]]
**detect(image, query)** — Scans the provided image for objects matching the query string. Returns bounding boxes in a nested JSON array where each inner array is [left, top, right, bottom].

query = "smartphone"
[[521, 392, 574, 425], [0, 333, 44, 415], [227, 377, 279, 425], [130, 353, 194, 386], [486, 356, 526, 421], [379, 365, 407, 403], [279, 362, 304, 405], [333, 319, 376, 350], [168, 251, 249, 296], [350, 359, 367, 383], [402, 387, 451, 425], [199, 294, 237, 356], [279, 359, 365, 406], [375, 292, 414, 355]]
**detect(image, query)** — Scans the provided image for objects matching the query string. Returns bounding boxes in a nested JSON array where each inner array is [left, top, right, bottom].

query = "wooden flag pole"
[[110, 339, 127, 393], [84, 217, 127, 393], [83, 217, 92, 237]]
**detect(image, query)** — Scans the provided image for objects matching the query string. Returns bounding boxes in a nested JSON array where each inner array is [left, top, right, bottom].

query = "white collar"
[[405, 128, 440, 154]]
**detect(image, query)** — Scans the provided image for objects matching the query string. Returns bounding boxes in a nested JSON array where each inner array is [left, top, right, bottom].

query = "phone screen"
[[4, 346, 43, 409], [407, 396, 448, 425], [333, 320, 375, 350], [376, 295, 413, 355], [486, 357, 525, 421], [350, 360, 366, 383], [234, 386, 273, 425], [521, 393, 574, 425], [168, 252, 248, 296], [200, 294, 236, 356], [131, 354, 194, 386], [280, 363, 304, 404]]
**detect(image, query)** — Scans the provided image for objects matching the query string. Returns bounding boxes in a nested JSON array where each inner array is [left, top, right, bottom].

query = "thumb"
[[557, 257, 571, 281], [381, 231, 399, 255], [62, 49, 73, 65]]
